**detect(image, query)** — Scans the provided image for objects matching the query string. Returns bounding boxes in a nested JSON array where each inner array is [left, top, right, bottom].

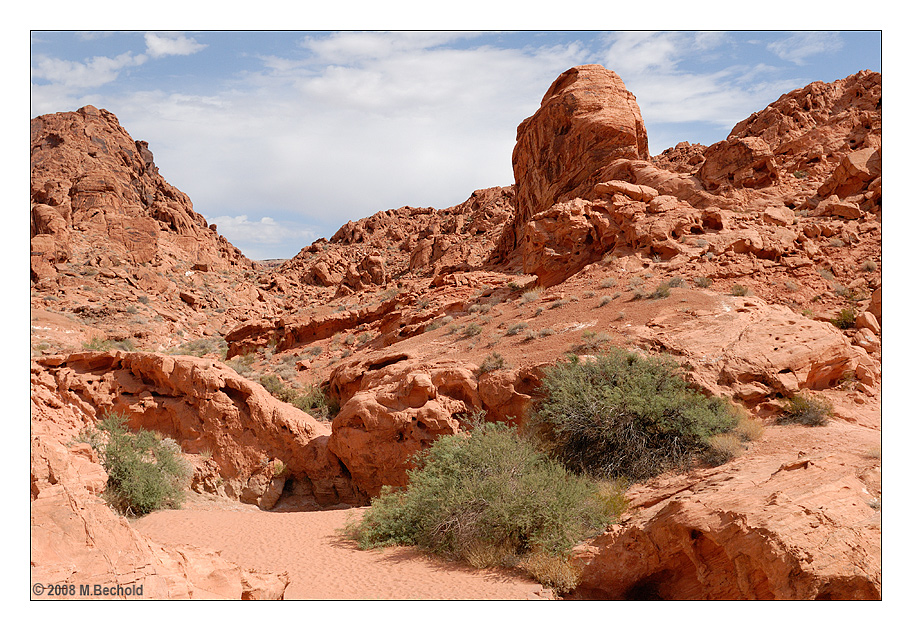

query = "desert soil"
[[134, 497, 545, 600]]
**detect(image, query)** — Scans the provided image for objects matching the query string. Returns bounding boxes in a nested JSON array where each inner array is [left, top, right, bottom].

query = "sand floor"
[[133, 498, 546, 600]]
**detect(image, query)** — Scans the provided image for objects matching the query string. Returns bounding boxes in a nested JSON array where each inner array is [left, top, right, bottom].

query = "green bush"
[[87, 412, 190, 516], [532, 349, 739, 481], [291, 383, 340, 420], [347, 421, 618, 591], [477, 352, 507, 374], [831, 308, 856, 330], [777, 393, 832, 426], [648, 282, 672, 299]]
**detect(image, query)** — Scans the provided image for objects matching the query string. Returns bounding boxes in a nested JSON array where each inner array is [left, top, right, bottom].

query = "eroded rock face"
[[30, 379, 289, 600], [572, 425, 881, 600], [30, 106, 250, 287], [496, 65, 649, 260], [326, 352, 545, 496], [626, 295, 879, 403], [327, 356, 481, 496], [32, 351, 362, 507]]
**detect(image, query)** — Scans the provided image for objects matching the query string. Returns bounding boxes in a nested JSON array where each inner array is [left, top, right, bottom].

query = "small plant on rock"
[[477, 352, 507, 374], [831, 308, 856, 330], [506, 322, 529, 336], [777, 393, 833, 427]]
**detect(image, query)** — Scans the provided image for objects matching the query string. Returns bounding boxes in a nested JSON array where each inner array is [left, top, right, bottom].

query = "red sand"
[[133, 500, 545, 600]]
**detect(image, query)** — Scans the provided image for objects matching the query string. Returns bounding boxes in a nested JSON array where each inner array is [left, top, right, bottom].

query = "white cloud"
[[31, 30, 877, 259], [144, 32, 207, 58], [767, 32, 844, 65], [299, 31, 480, 64], [31, 51, 147, 88], [206, 214, 318, 259]]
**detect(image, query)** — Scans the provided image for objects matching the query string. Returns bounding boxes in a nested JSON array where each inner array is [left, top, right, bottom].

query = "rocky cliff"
[[30, 66, 881, 600]]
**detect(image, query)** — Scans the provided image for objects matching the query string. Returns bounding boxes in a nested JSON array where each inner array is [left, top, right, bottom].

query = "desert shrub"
[[292, 383, 340, 420], [648, 282, 672, 299], [259, 374, 297, 402], [703, 433, 745, 466], [86, 412, 190, 516], [520, 290, 541, 304], [598, 295, 613, 307], [426, 315, 453, 332], [83, 337, 135, 352], [462, 323, 483, 338], [169, 335, 227, 358], [695, 276, 713, 288], [599, 278, 617, 289], [733, 411, 765, 442], [831, 308, 855, 330], [571, 331, 610, 354], [226, 352, 257, 377], [477, 352, 507, 374], [259, 374, 338, 419], [506, 322, 529, 336], [347, 421, 618, 591], [730, 284, 750, 297], [83, 337, 113, 351], [532, 349, 739, 481], [777, 393, 832, 427]]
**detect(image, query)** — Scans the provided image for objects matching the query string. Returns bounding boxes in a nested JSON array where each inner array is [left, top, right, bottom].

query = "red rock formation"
[[29, 67, 882, 600], [623, 295, 879, 403], [30, 106, 250, 284], [495, 65, 649, 260], [32, 351, 361, 507], [30, 372, 289, 599], [572, 425, 881, 600], [325, 352, 545, 496]]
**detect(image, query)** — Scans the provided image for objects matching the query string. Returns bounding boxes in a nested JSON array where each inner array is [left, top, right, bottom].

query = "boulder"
[[626, 296, 879, 403], [698, 136, 779, 191], [497, 65, 648, 258], [573, 429, 881, 600], [30, 386, 289, 599], [328, 358, 482, 496], [817, 148, 882, 199], [32, 352, 361, 507]]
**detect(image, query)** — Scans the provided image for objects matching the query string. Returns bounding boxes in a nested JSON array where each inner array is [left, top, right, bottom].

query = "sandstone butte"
[[30, 65, 881, 600]]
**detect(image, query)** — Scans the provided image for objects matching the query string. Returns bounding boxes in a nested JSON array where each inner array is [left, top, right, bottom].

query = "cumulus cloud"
[[144, 32, 207, 58]]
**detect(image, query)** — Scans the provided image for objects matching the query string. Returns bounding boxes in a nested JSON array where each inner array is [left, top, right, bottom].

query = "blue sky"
[[30, 29, 882, 260]]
